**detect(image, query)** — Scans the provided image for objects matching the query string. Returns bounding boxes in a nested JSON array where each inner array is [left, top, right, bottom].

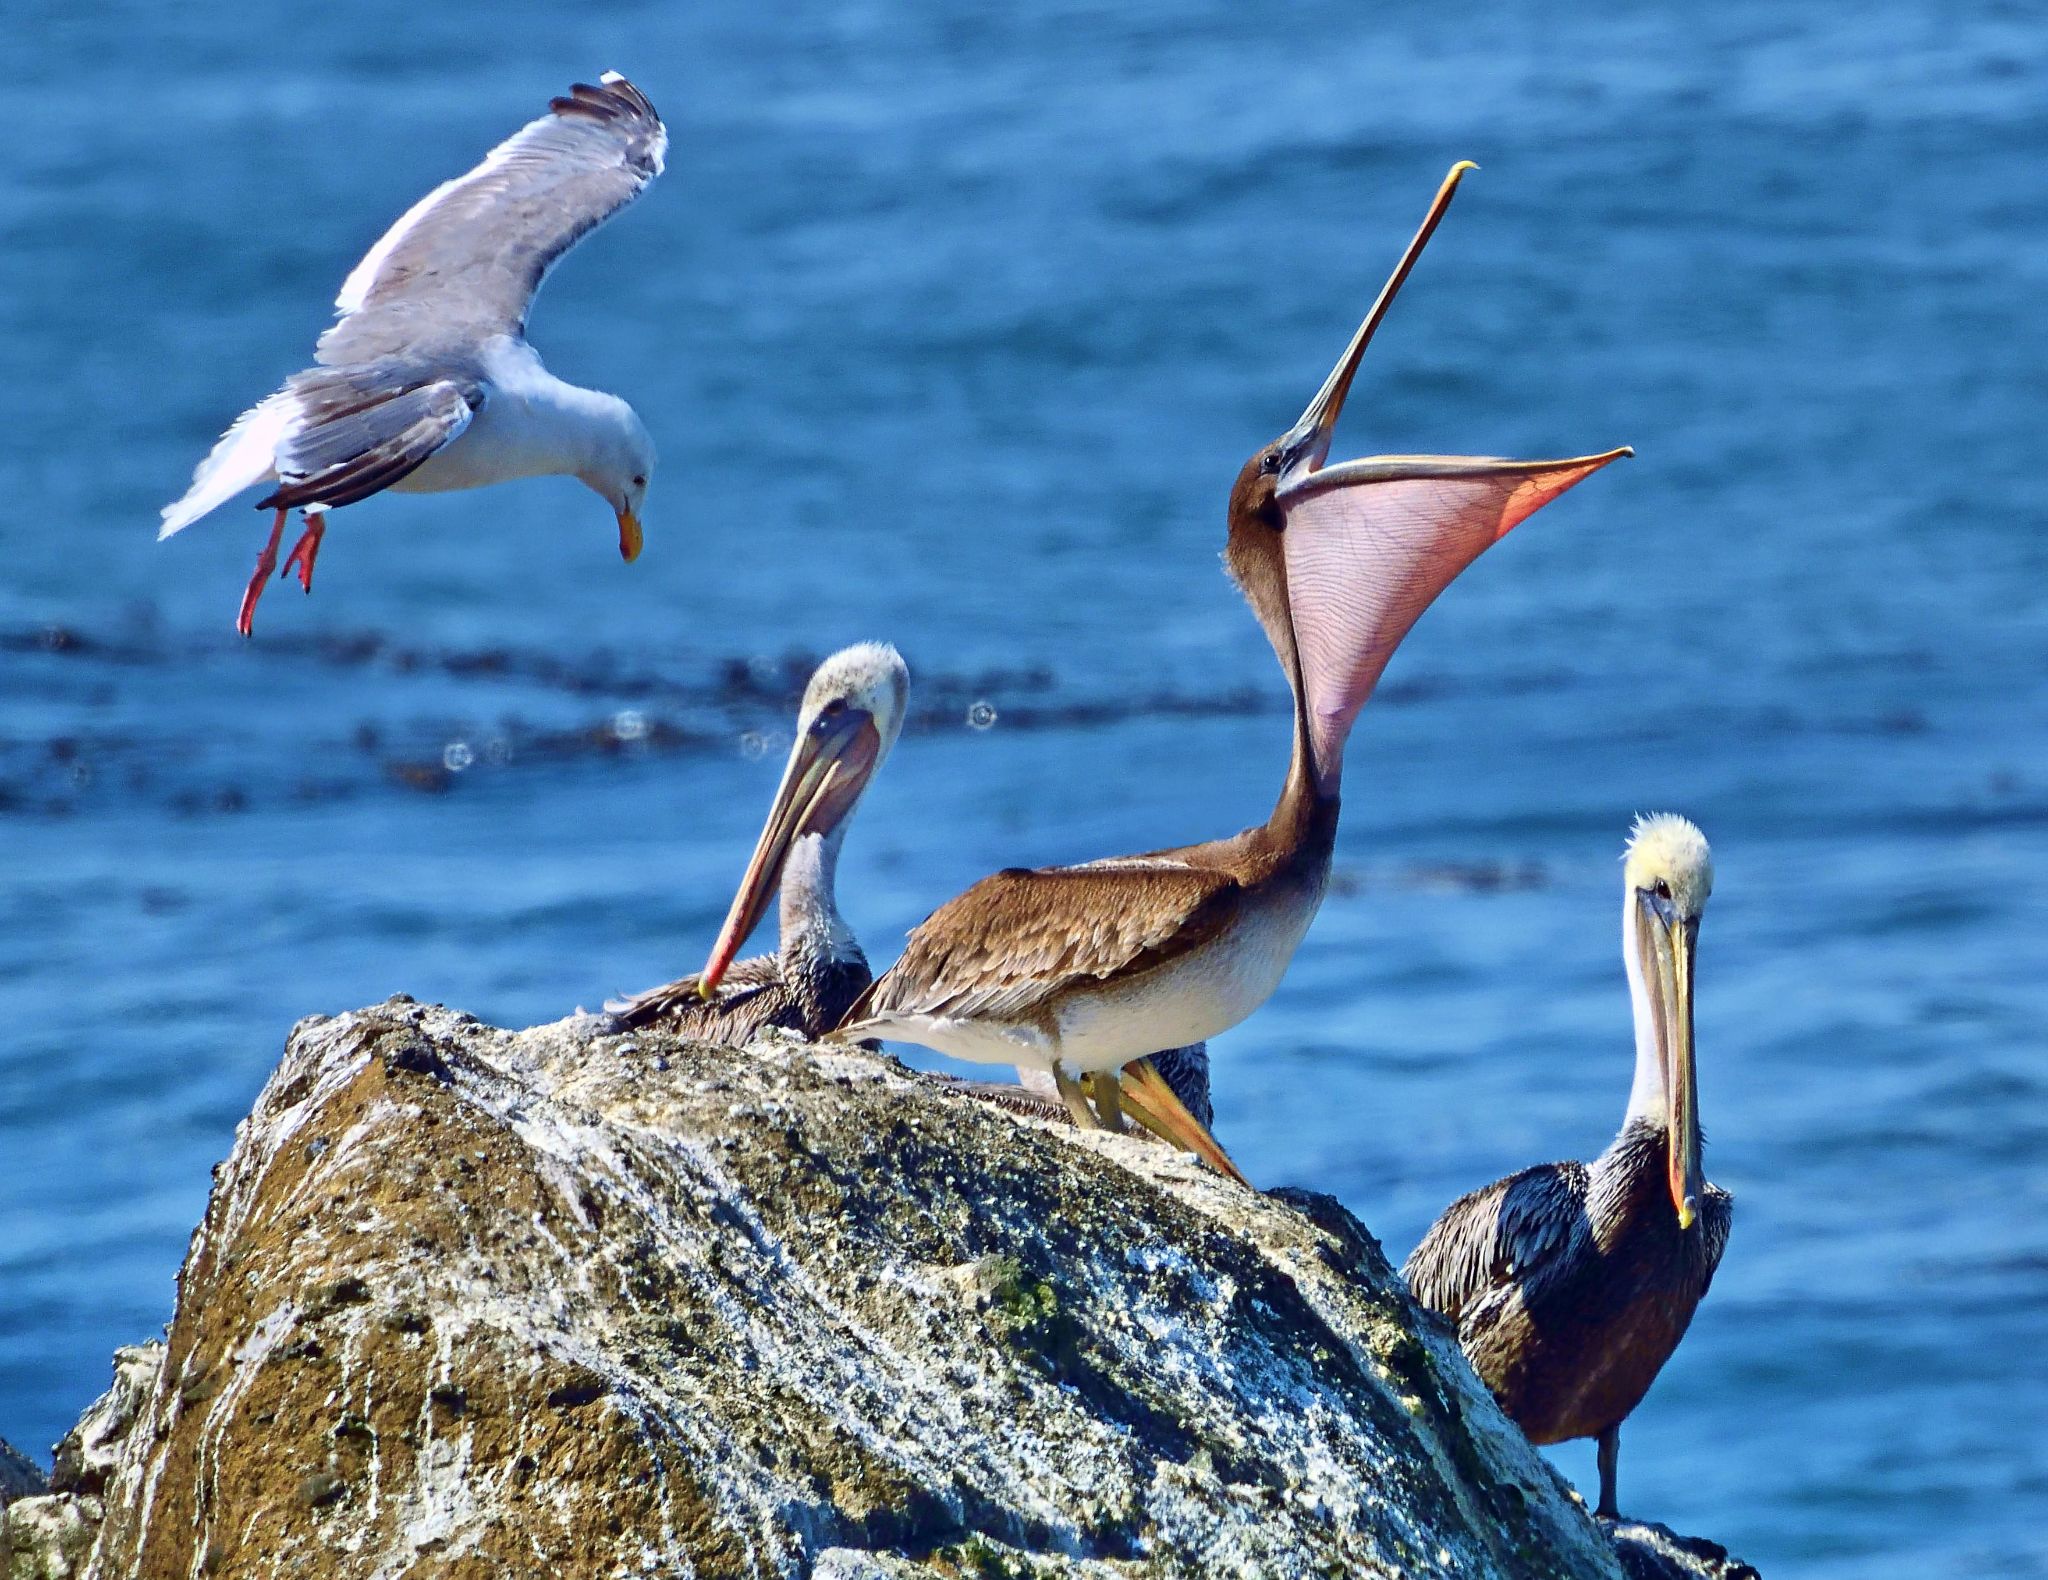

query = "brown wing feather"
[[844, 862, 1243, 1030], [607, 953, 793, 1041], [1402, 1161, 1592, 1325]]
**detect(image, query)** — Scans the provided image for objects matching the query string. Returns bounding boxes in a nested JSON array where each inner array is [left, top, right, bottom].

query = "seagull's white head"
[[578, 401, 656, 563]]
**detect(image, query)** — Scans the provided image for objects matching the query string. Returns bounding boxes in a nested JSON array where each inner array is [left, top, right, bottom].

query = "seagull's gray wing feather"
[[258, 368, 477, 511], [314, 74, 665, 366]]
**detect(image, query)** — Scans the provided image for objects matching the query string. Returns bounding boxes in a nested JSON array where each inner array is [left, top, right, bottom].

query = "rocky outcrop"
[[26, 998, 1755, 1578], [0, 1439, 44, 1511], [1604, 1521, 1762, 1580]]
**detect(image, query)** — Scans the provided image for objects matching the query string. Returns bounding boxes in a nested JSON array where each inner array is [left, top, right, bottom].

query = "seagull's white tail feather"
[[158, 395, 294, 539]]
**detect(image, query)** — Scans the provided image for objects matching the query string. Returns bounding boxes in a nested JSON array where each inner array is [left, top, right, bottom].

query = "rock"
[[55, 998, 1754, 1577], [0, 1344, 162, 1580], [1, 1495, 100, 1580], [1605, 1519, 1764, 1580], [0, 1438, 45, 1510], [49, 1344, 162, 1497]]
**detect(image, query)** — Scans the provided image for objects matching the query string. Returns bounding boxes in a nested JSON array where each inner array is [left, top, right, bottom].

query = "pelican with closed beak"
[[1403, 815, 1731, 1520], [609, 643, 907, 1041]]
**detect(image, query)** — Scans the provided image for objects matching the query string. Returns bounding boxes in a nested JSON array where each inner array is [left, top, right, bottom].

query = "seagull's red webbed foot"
[[281, 511, 326, 594], [236, 508, 287, 638]]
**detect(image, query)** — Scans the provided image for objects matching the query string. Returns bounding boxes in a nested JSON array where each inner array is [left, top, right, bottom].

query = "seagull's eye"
[[631, 474, 646, 488]]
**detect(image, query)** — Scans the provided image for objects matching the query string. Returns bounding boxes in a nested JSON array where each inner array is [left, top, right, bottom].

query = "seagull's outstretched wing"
[[316, 73, 666, 365]]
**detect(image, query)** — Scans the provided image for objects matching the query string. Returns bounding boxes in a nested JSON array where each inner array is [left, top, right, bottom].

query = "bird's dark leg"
[[281, 511, 326, 593], [1084, 1070, 1128, 1133], [236, 508, 287, 637], [1595, 1425, 1621, 1519]]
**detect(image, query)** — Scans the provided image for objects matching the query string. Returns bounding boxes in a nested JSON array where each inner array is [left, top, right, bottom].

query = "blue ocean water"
[[2, 1, 2044, 1571]]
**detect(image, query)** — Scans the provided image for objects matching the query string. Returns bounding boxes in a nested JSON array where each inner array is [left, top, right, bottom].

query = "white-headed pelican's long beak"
[[1636, 892, 1703, 1228], [698, 706, 881, 997]]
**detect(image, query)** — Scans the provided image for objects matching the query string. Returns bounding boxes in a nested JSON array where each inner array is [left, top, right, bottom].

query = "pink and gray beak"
[[1276, 160, 1478, 487], [697, 707, 882, 997], [1265, 162, 1631, 789]]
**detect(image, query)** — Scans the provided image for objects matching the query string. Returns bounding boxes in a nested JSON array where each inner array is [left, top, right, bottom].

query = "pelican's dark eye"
[[813, 698, 848, 733], [1652, 878, 1673, 901], [1261, 449, 1283, 476]]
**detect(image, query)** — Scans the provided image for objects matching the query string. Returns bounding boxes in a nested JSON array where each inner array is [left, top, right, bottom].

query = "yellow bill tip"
[[1449, 159, 1480, 177], [1676, 1198, 1697, 1231], [618, 509, 644, 563]]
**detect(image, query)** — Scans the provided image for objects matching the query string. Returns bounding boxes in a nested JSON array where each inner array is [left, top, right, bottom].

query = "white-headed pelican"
[[609, 643, 907, 1041], [1403, 815, 1732, 1519]]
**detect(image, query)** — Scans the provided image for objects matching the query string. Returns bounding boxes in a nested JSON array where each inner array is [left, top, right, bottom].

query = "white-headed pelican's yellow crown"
[[1623, 813, 1714, 916]]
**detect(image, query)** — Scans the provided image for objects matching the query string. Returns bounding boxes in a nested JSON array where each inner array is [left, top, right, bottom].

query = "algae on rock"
[[36, 998, 1750, 1578]]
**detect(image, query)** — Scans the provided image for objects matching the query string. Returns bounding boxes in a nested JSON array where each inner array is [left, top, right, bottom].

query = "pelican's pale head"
[[696, 643, 910, 995], [798, 641, 911, 764], [1622, 813, 1713, 1229], [1625, 813, 1714, 920]]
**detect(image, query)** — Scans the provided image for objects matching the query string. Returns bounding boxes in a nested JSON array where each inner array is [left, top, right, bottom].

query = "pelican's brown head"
[[1222, 162, 1627, 800], [697, 642, 909, 996], [1623, 814, 1713, 1230], [1225, 159, 1481, 602]]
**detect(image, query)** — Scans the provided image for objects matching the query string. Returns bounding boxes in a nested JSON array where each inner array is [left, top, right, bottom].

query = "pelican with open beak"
[[608, 643, 907, 1041], [1403, 815, 1730, 1521], [833, 163, 1628, 1189]]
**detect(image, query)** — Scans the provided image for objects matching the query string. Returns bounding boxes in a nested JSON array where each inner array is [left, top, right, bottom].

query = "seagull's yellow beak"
[[617, 508, 644, 563]]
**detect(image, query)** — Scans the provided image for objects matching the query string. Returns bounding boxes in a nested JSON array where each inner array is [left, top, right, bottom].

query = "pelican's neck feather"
[[1622, 889, 1664, 1129], [779, 828, 859, 966]]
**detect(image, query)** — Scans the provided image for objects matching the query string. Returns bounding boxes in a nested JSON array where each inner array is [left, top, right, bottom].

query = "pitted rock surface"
[[45, 998, 1752, 1578]]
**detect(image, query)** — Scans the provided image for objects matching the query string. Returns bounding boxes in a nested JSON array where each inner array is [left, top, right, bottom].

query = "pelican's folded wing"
[[845, 862, 1243, 1031], [1402, 1160, 1593, 1325]]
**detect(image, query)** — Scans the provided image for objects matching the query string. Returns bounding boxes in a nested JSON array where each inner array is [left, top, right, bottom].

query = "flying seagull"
[[159, 73, 665, 635]]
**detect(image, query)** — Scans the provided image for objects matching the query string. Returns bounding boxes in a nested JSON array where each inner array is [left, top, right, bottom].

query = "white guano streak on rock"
[[185, 1300, 297, 1580], [487, 1067, 1059, 1559]]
